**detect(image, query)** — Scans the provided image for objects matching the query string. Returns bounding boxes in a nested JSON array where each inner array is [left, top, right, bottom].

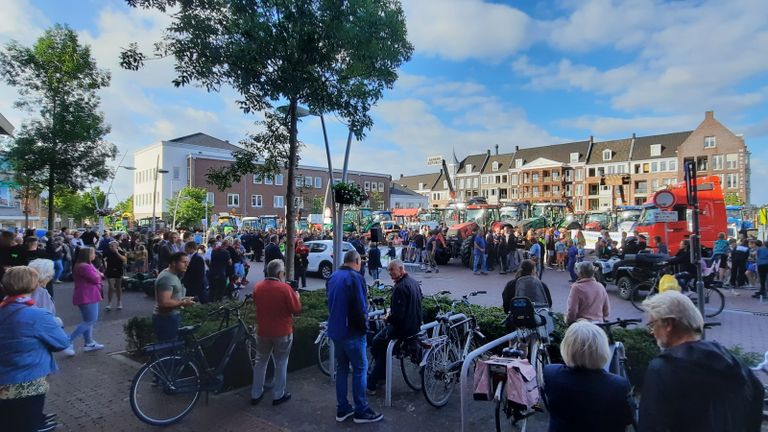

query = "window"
[[264, 176, 273, 185], [251, 194, 263, 208], [492, 161, 499, 171], [466, 164, 473, 173], [697, 157, 708, 171], [364, 181, 370, 191], [473, 178, 479, 188], [669, 160, 677, 171], [552, 171, 560, 181], [294, 197, 304, 208], [173, 167, 180, 180], [459, 179, 465, 189], [314, 177, 322, 188], [726, 154, 738, 169], [575, 169, 583, 181], [304, 176, 313, 187], [651, 162, 658, 172], [227, 193, 240, 207], [515, 159, 523, 168], [481, 176, 489, 185], [442, 180, 447, 189], [372, 182, 378, 192], [712, 154, 724, 170], [716, 174, 725, 188], [510, 175, 518, 185], [650, 144, 662, 157], [602, 149, 612, 161], [659, 161, 667, 171], [704, 136, 716, 148], [726, 174, 738, 189], [532, 173, 539, 182], [275, 174, 283, 185], [273, 195, 285, 208], [253, 174, 262, 184], [296, 177, 303, 187], [570, 152, 579, 163], [206, 192, 215, 204], [379, 182, 385, 192]]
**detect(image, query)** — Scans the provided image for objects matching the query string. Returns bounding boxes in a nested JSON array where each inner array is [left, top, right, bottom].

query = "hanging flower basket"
[[332, 182, 369, 206], [95, 208, 113, 217]]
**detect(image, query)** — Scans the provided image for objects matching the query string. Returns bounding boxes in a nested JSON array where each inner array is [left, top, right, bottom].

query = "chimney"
[[632, 133, 636, 139], [705, 110, 714, 120], [515, 145, 519, 151], [589, 135, 594, 144], [495, 144, 499, 155], [487, 149, 491, 156], [400, 173, 403, 178]]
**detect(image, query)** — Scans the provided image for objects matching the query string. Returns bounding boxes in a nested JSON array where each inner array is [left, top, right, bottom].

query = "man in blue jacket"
[[326, 250, 383, 424]]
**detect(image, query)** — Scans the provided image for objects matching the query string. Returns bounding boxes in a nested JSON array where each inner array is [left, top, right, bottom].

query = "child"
[[555, 238, 566, 271]]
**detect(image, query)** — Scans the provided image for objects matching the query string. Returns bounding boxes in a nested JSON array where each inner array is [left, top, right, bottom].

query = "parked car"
[[306, 240, 355, 279]]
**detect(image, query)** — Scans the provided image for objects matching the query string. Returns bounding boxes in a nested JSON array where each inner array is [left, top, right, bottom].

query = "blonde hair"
[[642, 291, 704, 335], [560, 320, 611, 369], [2, 266, 40, 295]]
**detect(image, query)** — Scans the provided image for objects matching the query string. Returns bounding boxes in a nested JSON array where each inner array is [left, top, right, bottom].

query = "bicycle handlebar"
[[595, 318, 641, 329], [703, 322, 721, 329], [206, 294, 253, 318]]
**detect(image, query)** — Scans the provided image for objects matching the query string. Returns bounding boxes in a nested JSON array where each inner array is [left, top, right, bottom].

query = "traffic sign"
[[654, 190, 676, 208], [655, 211, 678, 223]]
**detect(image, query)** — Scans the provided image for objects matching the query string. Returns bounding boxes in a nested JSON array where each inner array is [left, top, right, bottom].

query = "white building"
[[132, 133, 239, 220], [390, 184, 429, 209]]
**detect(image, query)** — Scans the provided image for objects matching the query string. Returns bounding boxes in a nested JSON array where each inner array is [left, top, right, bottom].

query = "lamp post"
[[151, 153, 170, 233], [98, 152, 135, 235]]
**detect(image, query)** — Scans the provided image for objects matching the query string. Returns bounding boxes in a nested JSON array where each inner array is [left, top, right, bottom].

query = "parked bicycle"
[[420, 290, 487, 408], [129, 296, 258, 426], [628, 264, 725, 317]]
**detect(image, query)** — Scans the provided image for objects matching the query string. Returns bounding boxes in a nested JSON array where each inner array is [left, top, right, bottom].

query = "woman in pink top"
[[66, 247, 104, 355], [565, 261, 610, 324]]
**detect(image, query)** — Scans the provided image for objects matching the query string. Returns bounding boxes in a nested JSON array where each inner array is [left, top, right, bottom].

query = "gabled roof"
[[587, 137, 633, 164], [168, 132, 241, 151], [481, 153, 515, 174], [511, 140, 590, 168], [520, 157, 564, 169], [396, 172, 440, 191], [390, 184, 425, 197], [631, 131, 692, 160], [458, 152, 490, 174]]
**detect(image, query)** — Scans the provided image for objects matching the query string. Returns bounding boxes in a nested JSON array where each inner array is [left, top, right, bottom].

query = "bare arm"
[[157, 290, 194, 310]]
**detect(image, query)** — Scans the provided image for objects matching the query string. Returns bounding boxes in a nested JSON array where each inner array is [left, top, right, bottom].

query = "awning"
[[393, 208, 419, 217]]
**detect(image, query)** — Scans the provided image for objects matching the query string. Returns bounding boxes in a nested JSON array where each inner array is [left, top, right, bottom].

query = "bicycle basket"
[[506, 297, 539, 329]]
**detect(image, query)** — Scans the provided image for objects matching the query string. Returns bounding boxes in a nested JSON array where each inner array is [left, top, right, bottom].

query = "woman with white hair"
[[27, 259, 57, 317], [565, 261, 610, 324], [638, 291, 763, 431], [543, 320, 635, 431]]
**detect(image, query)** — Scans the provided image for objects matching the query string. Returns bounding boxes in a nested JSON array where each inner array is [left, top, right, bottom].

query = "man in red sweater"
[[251, 259, 302, 406]]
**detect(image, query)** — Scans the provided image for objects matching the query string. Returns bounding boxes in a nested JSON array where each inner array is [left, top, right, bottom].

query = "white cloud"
[[558, 114, 700, 137]]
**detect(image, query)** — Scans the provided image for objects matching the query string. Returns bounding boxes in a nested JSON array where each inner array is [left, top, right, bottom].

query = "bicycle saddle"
[[501, 347, 525, 358]]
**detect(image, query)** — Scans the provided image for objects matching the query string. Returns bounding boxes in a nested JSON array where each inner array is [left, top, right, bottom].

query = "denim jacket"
[[0, 303, 70, 385]]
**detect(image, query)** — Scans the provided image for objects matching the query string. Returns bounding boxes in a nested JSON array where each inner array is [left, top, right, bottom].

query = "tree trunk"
[[284, 99, 298, 281], [47, 170, 55, 230]]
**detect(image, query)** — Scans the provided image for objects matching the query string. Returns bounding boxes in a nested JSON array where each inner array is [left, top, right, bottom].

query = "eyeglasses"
[[645, 319, 659, 330]]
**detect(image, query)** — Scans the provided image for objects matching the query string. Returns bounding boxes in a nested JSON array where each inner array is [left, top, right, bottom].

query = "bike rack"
[[325, 309, 387, 383], [459, 331, 522, 432], [384, 312, 467, 407]]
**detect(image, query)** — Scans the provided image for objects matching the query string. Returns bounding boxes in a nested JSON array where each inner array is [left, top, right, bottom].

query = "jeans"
[[473, 253, 487, 273], [567, 258, 577, 281], [251, 334, 293, 400], [369, 267, 380, 280], [507, 250, 519, 273], [53, 259, 63, 281], [61, 258, 72, 280], [153, 314, 181, 342], [0, 393, 46, 432], [332, 336, 370, 415], [69, 302, 99, 345], [757, 264, 768, 294]]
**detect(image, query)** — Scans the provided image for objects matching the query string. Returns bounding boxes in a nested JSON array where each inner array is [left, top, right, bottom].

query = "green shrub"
[[727, 345, 762, 367]]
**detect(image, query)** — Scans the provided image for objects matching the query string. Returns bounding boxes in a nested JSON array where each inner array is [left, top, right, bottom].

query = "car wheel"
[[320, 262, 333, 279], [617, 276, 633, 300]]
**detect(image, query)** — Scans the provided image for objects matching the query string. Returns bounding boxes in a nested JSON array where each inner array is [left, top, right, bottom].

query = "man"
[[181, 241, 208, 304], [153, 252, 194, 341], [639, 291, 763, 431], [565, 261, 610, 324], [80, 226, 98, 247], [97, 230, 112, 253], [263, 235, 283, 276], [473, 227, 487, 275], [209, 239, 232, 302], [497, 226, 511, 274], [250, 259, 302, 406], [529, 233, 542, 278], [157, 232, 177, 272], [326, 250, 383, 424], [368, 259, 423, 392]]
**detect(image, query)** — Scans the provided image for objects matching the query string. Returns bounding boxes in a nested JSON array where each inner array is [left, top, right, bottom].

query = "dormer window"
[[418, 182, 424, 189], [650, 144, 662, 157], [570, 152, 579, 163], [466, 164, 473, 173], [602, 149, 612, 161], [515, 159, 523, 168], [492, 161, 499, 172], [704, 136, 716, 148]]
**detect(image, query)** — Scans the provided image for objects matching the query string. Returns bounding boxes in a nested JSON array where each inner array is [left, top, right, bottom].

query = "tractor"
[[444, 202, 502, 267]]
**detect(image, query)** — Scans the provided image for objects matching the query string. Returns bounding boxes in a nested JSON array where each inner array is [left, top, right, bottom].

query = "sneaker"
[[62, 344, 75, 357], [38, 421, 57, 432], [117, 303, 123, 310], [481, 272, 488, 275], [43, 413, 57, 423], [53, 280, 62, 284], [105, 305, 111, 311], [83, 342, 104, 352], [353, 408, 383, 424], [336, 407, 355, 422], [272, 392, 291, 406], [366, 388, 377, 396]]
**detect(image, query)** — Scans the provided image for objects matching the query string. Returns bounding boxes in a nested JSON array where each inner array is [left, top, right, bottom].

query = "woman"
[[502, 259, 552, 313], [753, 240, 768, 299], [134, 244, 148, 274], [27, 259, 58, 319], [294, 239, 309, 288], [68, 247, 104, 355], [543, 320, 635, 432], [0, 266, 70, 432], [104, 241, 127, 310], [713, 232, 730, 281]]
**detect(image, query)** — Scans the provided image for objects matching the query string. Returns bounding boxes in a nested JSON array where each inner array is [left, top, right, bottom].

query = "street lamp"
[[98, 152, 136, 234], [151, 153, 170, 233]]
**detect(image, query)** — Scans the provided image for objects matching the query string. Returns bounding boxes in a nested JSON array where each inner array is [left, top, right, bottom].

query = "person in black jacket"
[[367, 259, 423, 392], [639, 291, 763, 432], [252, 231, 264, 262], [263, 235, 284, 277], [182, 241, 208, 303]]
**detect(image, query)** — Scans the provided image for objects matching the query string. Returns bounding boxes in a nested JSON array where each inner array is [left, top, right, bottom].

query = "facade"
[[0, 113, 43, 228], [628, 131, 688, 206], [390, 184, 429, 209], [133, 133, 391, 220], [585, 137, 632, 211], [479, 150, 513, 205]]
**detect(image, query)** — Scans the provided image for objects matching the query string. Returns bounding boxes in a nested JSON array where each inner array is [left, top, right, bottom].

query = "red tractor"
[[444, 200, 502, 267]]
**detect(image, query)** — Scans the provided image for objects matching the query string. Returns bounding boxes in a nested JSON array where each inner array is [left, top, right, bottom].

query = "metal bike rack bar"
[[459, 331, 522, 432], [326, 310, 386, 383], [384, 313, 467, 407]]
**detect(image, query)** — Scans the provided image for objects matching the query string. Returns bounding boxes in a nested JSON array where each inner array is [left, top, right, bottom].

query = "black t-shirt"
[[413, 234, 425, 249], [210, 248, 231, 277], [104, 249, 126, 278], [81, 231, 97, 246]]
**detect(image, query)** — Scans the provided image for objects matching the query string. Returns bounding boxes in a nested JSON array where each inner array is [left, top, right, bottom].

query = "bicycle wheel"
[[691, 287, 725, 317], [421, 341, 460, 408], [317, 335, 331, 376], [629, 282, 657, 312], [401, 351, 423, 391], [494, 382, 506, 432], [130, 356, 201, 426], [532, 339, 550, 401]]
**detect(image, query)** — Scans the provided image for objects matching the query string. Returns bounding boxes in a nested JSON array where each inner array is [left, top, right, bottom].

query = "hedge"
[[124, 288, 758, 392]]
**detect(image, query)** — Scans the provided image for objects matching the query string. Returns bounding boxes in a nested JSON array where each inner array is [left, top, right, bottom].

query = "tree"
[[369, 189, 384, 210], [724, 193, 744, 206], [113, 195, 134, 217], [53, 187, 105, 226], [0, 24, 117, 229], [166, 187, 214, 230], [122, 0, 413, 278]]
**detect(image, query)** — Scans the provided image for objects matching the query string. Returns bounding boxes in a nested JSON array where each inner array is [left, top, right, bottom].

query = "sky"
[[1, 0, 767, 205]]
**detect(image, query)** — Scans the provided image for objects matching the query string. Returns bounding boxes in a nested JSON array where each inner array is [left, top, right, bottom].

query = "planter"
[[334, 189, 352, 205]]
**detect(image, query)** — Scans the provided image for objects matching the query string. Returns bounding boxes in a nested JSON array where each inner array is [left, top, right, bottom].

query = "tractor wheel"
[[460, 236, 474, 268], [435, 249, 450, 266]]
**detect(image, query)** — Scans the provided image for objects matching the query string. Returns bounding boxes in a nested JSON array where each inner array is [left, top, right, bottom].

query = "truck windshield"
[[587, 213, 609, 224], [726, 209, 741, 220], [617, 210, 641, 223], [466, 209, 485, 224], [638, 206, 658, 226], [500, 208, 520, 222]]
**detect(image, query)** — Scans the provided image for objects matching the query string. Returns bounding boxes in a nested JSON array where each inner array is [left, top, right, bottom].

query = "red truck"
[[635, 175, 727, 256]]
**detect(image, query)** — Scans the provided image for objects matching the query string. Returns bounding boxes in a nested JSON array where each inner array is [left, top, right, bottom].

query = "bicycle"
[[129, 296, 258, 426], [595, 319, 641, 381], [628, 265, 725, 317], [420, 290, 487, 408]]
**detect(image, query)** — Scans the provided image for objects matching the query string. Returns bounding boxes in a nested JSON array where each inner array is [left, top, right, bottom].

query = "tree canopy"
[[122, 0, 413, 277], [166, 187, 214, 230], [53, 187, 105, 226], [0, 24, 116, 229]]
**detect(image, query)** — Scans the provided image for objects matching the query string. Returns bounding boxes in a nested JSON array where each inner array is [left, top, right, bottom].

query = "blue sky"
[[1, 0, 767, 204]]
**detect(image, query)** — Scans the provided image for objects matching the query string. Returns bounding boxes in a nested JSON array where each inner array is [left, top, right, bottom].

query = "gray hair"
[[388, 258, 405, 270], [266, 259, 285, 278], [642, 291, 704, 335], [575, 261, 595, 279], [344, 249, 360, 264], [28, 259, 55, 284], [560, 320, 611, 369]]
